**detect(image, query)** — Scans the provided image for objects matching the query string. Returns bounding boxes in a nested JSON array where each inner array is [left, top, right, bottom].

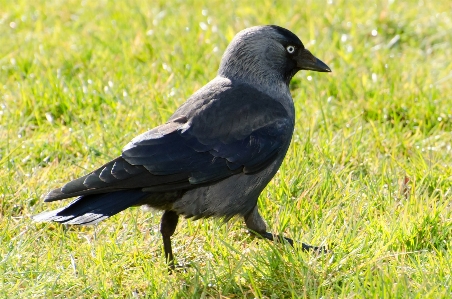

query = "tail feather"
[[33, 190, 148, 225]]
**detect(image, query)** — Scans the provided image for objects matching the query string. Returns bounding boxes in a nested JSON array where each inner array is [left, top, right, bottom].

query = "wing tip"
[[43, 188, 65, 202]]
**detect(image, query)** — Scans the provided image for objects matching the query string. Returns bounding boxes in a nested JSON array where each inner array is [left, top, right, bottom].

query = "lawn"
[[1, 0, 452, 298]]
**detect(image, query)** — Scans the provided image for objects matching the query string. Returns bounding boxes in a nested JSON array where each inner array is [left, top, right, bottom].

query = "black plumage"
[[34, 25, 331, 268]]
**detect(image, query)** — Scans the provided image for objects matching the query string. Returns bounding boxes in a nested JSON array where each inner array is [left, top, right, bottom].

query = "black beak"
[[296, 49, 331, 72]]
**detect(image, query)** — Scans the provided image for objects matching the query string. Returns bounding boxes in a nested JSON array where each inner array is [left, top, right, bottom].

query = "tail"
[[33, 190, 148, 225]]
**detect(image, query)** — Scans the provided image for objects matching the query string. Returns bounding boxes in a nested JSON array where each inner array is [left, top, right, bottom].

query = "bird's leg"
[[244, 206, 326, 252], [160, 210, 179, 270]]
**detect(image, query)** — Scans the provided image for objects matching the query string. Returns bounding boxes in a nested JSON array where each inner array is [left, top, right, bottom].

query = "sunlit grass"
[[1, 0, 452, 298]]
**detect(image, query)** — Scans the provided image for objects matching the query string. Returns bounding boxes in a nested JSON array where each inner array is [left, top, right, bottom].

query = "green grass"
[[1, 0, 452, 297]]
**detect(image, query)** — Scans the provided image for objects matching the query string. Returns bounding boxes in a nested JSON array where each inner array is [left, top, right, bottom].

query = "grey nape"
[[33, 25, 331, 270]]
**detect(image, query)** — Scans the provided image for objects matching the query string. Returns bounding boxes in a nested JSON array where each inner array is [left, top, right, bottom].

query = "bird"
[[34, 25, 331, 269]]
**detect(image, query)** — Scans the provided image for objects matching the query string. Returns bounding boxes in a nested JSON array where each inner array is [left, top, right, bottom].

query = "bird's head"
[[218, 25, 331, 90]]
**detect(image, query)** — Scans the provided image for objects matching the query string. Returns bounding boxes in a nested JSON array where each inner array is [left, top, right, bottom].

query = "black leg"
[[160, 210, 179, 270], [244, 206, 327, 253]]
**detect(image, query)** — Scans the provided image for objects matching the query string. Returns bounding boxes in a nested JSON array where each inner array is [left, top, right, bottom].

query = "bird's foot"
[[299, 242, 328, 254], [167, 261, 192, 274], [255, 231, 329, 253]]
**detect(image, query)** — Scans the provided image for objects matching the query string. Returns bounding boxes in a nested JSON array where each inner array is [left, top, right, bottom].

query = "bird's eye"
[[286, 45, 295, 54]]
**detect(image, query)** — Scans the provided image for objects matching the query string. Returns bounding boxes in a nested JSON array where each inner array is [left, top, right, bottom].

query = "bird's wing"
[[124, 82, 293, 183], [44, 82, 293, 202]]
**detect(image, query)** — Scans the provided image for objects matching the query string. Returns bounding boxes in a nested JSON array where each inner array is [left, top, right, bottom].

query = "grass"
[[1, 0, 452, 297]]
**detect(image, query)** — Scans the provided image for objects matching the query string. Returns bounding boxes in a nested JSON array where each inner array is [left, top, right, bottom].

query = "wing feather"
[[44, 80, 293, 202]]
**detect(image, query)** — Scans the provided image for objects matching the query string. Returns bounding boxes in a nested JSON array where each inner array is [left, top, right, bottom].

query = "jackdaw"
[[34, 25, 331, 268]]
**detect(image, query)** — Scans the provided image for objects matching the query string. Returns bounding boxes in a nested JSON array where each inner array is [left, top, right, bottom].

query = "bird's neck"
[[218, 47, 294, 98], [217, 72, 294, 117]]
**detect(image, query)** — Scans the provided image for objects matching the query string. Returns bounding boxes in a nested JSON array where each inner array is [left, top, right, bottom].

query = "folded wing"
[[44, 82, 293, 202]]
